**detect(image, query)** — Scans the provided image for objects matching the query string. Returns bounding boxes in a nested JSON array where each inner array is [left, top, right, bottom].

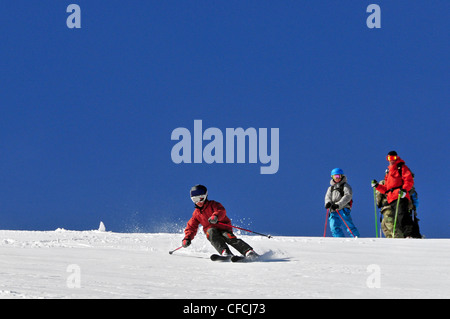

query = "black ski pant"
[[206, 228, 252, 255], [389, 198, 414, 237]]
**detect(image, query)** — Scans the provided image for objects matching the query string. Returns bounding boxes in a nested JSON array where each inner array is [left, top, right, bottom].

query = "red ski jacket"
[[376, 157, 414, 203], [184, 200, 232, 240]]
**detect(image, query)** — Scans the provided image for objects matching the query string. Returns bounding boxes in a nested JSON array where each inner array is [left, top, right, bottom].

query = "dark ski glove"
[[371, 180, 379, 188], [325, 202, 332, 209], [400, 189, 407, 198], [208, 215, 218, 224], [182, 238, 191, 248], [331, 203, 339, 210]]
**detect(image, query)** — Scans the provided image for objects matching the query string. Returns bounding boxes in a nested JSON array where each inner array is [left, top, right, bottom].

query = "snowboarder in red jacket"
[[371, 151, 415, 238], [182, 185, 256, 257]]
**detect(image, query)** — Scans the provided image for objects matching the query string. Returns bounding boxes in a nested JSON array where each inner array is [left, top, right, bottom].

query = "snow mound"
[[0, 230, 448, 299]]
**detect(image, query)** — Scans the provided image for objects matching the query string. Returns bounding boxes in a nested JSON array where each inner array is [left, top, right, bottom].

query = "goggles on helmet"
[[386, 155, 398, 161], [190, 185, 208, 204], [191, 195, 207, 204], [332, 174, 342, 180]]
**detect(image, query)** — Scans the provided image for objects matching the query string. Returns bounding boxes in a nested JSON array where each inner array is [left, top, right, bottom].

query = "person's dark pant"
[[389, 198, 414, 237], [206, 228, 253, 255]]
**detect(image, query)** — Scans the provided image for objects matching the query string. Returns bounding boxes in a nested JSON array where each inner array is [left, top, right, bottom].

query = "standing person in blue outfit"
[[324, 168, 360, 237]]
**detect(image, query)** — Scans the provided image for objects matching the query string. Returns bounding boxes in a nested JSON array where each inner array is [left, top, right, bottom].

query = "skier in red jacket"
[[371, 151, 415, 238], [182, 185, 257, 258]]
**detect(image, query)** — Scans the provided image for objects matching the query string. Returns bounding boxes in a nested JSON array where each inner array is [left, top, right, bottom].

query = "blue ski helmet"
[[190, 184, 207, 197], [330, 168, 344, 176], [190, 184, 208, 205]]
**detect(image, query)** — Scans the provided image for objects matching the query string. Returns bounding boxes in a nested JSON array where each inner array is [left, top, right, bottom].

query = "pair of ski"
[[210, 254, 256, 263]]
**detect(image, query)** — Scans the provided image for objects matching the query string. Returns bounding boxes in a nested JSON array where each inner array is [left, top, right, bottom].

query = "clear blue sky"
[[1, 1, 448, 238]]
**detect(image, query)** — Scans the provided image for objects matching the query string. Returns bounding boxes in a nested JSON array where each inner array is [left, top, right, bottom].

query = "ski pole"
[[323, 209, 330, 237], [392, 191, 402, 239], [335, 209, 356, 238], [218, 222, 273, 238], [169, 246, 183, 255], [373, 188, 379, 238]]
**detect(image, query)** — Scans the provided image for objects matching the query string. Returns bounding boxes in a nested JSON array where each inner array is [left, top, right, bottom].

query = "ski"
[[231, 255, 260, 262], [210, 254, 231, 262], [211, 253, 260, 262], [231, 255, 246, 262]]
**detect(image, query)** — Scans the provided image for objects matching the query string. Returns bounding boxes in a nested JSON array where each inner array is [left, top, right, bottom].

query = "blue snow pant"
[[329, 208, 360, 238]]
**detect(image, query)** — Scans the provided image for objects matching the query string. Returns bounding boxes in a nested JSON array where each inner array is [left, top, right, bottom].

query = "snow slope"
[[0, 229, 449, 299]]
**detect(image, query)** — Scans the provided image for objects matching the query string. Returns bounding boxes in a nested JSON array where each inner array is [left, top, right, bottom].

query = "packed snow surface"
[[0, 229, 449, 299]]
